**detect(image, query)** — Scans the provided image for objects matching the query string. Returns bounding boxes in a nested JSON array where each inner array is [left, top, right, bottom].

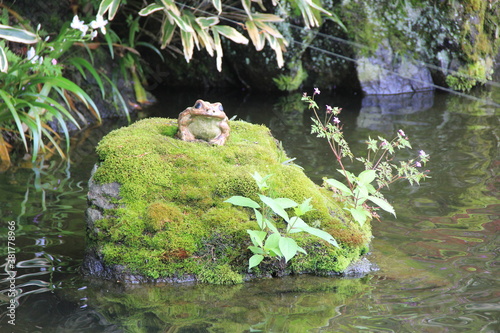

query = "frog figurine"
[[176, 99, 230, 145]]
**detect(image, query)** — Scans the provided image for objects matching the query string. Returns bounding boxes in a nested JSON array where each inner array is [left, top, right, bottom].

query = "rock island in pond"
[[83, 117, 372, 284]]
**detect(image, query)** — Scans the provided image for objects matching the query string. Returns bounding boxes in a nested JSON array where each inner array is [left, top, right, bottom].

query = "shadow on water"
[[0, 88, 498, 332]]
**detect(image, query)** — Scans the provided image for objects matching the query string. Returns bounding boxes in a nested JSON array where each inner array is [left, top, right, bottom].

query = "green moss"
[[88, 118, 371, 282], [197, 263, 244, 285], [273, 60, 308, 91]]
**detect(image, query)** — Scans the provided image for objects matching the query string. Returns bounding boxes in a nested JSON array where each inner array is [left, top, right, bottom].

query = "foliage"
[[225, 172, 339, 270], [0, 8, 109, 165], [98, 0, 337, 71], [303, 89, 430, 226], [445, 59, 493, 92]]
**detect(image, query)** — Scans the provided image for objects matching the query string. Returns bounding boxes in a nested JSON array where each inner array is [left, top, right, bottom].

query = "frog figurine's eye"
[[194, 101, 203, 109], [218, 104, 224, 111]]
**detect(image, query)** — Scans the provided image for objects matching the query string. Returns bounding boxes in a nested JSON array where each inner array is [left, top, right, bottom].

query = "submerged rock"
[[83, 118, 372, 284]]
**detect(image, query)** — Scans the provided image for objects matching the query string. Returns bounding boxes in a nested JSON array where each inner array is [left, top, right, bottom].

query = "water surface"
[[0, 89, 498, 332]]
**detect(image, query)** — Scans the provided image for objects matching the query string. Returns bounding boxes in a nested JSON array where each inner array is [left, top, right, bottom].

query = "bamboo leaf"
[[167, 11, 194, 33], [245, 20, 265, 51], [138, 3, 164, 16], [0, 24, 39, 44], [160, 19, 176, 48], [242, 0, 252, 18], [0, 46, 7, 73], [251, 13, 284, 22], [211, 0, 222, 14], [108, 0, 122, 20], [196, 16, 219, 29], [211, 25, 249, 45], [212, 28, 223, 71]]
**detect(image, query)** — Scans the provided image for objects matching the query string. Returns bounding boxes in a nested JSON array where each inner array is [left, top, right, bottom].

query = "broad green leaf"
[[225, 196, 260, 209], [247, 230, 266, 247], [258, 194, 289, 222], [274, 198, 297, 209], [294, 197, 315, 216], [367, 196, 396, 217], [353, 186, 368, 203], [358, 169, 376, 185], [251, 172, 272, 191], [253, 208, 265, 230], [303, 226, 339, 248], [249, 254, 264, 269], [287, 216, 309, 233], [139, 3, 164, 16], [0, 24, 38, 44], [264, 218, 280, 234], [248, 246, 264, 255], [337, 169, 356, 183], [0, 46, 7, 72], [325, 178, 352, 196], [211, 25, 249, 44], [264, 233, 282, 257], [279, 237, 298, 262], [349, 207, 370, 226]]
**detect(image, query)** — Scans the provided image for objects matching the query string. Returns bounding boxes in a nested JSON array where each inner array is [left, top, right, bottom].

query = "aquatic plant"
[[303, 89, 430, 226], [225, 172, 339, 269]]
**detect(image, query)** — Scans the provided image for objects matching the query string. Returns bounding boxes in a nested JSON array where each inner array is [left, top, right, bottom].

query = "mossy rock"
[[83, 118, 372, 284]]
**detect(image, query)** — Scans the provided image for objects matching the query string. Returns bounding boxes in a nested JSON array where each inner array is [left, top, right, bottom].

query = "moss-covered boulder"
[[83, 118, 372, 284]]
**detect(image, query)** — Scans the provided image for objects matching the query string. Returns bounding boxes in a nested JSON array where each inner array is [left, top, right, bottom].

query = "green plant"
[[303, 89, 430, 226], [97, 0, 339, 71], [0, 7, 114, 165], [225, 172, 339, 270]]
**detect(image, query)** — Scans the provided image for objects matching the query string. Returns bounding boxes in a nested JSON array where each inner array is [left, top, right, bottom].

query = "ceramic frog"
[[176, 99, 230, 145]]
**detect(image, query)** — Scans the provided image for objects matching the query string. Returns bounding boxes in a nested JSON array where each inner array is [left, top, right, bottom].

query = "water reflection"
[[0, 89, 498, 332]]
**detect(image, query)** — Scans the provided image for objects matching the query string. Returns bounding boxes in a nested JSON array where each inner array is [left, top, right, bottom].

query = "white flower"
[[71, 15, 85, 30], [90, 30, 98, 40], [27, 47, 42, 64], [71, 15, 88, 37], [90, 15, 108, 35]]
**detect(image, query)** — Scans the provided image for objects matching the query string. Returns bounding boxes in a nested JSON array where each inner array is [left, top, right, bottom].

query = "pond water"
[[0, 88, 498, 332]]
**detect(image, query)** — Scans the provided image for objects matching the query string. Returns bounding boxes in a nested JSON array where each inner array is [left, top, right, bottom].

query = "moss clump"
[[197, 264, 243, 285], [87, 118, 371, 283]]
